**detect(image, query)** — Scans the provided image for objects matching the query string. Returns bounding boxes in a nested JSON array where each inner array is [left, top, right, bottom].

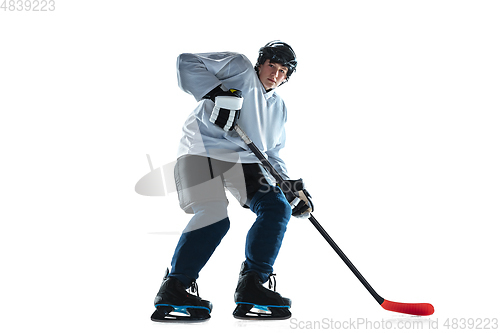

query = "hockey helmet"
[[255, 41, 297, 82]]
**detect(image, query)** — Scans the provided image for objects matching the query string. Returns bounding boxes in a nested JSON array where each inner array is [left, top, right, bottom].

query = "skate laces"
[[268, 273, 277, 292], [189, 280, 200, 297]]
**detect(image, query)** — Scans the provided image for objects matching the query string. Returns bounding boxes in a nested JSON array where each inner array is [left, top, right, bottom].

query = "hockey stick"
[[234, 124, 434, 316]]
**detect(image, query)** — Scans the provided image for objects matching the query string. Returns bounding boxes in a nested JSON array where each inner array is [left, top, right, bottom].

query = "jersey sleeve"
[[266, 127, 289, 181], [266, 99, 289, 180], [176, 52, 245, 102]]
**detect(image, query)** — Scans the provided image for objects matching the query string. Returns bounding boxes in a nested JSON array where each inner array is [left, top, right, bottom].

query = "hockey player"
[[151, 41, 313, 321]]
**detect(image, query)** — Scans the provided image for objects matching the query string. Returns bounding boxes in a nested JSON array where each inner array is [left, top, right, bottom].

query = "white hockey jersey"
[[176, 52, 289, 179]]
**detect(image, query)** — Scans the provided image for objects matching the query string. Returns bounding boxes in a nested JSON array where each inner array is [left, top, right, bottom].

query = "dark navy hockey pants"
[[169, 182, 291, 287]]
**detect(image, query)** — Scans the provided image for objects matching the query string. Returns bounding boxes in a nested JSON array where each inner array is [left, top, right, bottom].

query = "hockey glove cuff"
[[281, 179, 314, 219], [208, 88, 243, 131]]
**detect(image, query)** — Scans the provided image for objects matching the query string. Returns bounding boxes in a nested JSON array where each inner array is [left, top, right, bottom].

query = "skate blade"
[[233, 302, 291, 320], [151, 305, 211, 322]]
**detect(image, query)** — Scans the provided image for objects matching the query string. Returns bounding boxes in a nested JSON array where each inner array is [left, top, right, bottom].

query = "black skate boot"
[[151, 269, 212, 322], [233, 262, 291, 320]]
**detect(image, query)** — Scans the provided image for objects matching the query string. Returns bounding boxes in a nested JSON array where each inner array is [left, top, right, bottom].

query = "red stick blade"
[[381, 300, 434, 316]]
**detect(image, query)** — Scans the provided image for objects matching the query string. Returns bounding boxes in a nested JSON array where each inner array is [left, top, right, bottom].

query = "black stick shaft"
[[307, 214, 384, 304], [234, 124, 385, 305]]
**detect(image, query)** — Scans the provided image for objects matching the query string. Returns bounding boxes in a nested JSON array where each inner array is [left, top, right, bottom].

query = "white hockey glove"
[[281, 179, 314, 219], [206, 87, 243, 131]]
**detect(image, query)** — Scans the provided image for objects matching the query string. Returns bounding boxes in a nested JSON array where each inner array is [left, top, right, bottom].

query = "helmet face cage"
[[255, 41, 297, 84]]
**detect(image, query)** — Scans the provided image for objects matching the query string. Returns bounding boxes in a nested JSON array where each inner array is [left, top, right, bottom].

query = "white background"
[[1, 1, 499, 332]]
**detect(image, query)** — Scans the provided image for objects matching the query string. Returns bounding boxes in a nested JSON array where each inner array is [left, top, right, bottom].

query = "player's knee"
[[271, 192, 292, 220], [183, 200, 229, 233], [250, 186, 292, 222]]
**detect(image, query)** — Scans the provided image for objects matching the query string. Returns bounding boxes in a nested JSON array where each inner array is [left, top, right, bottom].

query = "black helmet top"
[[255, 41, 297, 82]]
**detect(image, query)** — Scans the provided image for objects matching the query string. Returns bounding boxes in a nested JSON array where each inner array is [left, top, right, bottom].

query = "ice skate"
[[233, 262, 291, 320], [151, 270, 212, 322]]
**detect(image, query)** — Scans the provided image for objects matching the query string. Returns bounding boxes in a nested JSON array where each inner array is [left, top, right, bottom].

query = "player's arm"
[[176, 52, 242, 101], [267, 128, 313, 219]]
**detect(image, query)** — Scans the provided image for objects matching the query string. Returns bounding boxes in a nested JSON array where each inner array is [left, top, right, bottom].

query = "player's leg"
[[151, 155, 232, 321], [226, 163, 293, 319]]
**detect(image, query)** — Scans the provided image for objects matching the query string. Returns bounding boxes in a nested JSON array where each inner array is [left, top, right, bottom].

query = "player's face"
[[258, 59, 288, 90]]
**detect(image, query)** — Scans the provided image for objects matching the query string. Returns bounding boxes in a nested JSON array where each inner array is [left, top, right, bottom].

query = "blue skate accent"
[[236, 301, 290, 311], [155, 303, 212, 314]]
